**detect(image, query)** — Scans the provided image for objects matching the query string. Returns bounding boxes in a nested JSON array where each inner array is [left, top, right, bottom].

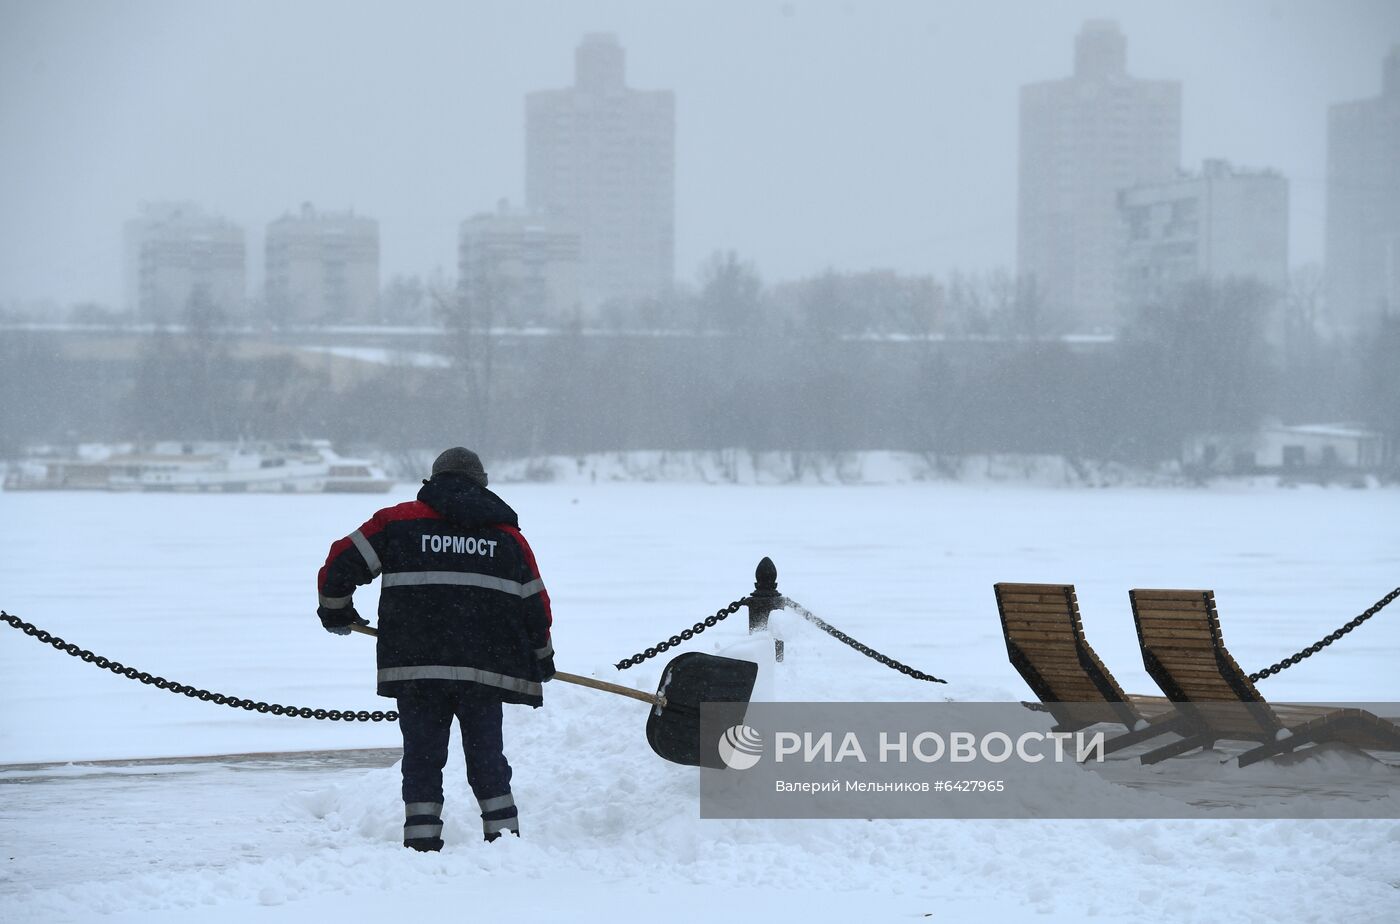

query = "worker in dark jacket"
[[316, 447, 554, 851]]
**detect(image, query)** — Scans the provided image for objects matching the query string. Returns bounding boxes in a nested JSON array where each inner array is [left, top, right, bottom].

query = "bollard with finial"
[[746, 556, 786, 662]]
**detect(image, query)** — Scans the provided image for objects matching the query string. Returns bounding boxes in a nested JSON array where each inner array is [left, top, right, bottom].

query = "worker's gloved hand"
[[326, 613, 371, 636], [320, 606, 369, 636], [538, 653, 556, 683]]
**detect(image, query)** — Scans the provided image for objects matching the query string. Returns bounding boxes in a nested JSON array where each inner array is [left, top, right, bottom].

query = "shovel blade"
[[645, 652, 759, 768]]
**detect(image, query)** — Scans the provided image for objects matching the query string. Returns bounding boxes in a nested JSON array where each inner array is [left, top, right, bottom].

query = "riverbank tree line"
[[1, 266, 1395, 475]]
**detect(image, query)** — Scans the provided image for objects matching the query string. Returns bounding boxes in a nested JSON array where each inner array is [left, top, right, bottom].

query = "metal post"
[[747, 556, 785, 662]]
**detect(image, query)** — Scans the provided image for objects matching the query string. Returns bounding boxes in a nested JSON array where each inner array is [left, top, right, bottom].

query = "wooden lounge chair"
[[994, 583, 1185, 753], [1129, 588, 1400, 767]]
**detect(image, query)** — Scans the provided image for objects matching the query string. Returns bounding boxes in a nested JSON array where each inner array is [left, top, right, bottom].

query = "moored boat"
[[3, 440, 396, 493]]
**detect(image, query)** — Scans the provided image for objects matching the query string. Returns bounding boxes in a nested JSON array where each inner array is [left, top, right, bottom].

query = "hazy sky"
[[2, 0, 1398, 308]]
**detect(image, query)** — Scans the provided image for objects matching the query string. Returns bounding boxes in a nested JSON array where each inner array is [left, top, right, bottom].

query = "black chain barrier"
[[782, 597, 947, 684], [0, 610, 398, 722], [1248, 586, 1400, 682], [614, 598, 747, 670], [614, 594, 947, 684]]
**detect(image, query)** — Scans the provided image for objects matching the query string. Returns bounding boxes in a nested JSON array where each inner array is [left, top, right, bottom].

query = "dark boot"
[[484, 829, 520, 843]]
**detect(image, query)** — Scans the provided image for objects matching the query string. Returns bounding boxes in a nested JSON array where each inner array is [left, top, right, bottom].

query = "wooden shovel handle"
[[554, 670, 663, 707], [348, 622, 662, 707]]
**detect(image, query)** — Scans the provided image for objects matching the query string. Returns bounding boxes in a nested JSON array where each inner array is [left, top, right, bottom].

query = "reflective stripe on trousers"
[[404, 801, 444, 843], [479, 791, 518, 836]]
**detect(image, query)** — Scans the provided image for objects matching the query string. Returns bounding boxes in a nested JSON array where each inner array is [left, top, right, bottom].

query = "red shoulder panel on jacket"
[[360, 500, 442, 538]]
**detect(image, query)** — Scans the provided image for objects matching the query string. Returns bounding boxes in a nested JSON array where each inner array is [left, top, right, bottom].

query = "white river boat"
[[3, 440, 396, 493]]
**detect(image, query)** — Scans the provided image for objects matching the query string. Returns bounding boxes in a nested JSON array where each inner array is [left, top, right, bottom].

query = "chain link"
[[1, 610, 397, 722], [782, 597, 947, 684], [1248, 587, 1399, 682], [613, 599, 747, 670]]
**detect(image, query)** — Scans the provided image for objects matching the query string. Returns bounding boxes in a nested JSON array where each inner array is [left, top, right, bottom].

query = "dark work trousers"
[[397, 685, 518, 848]]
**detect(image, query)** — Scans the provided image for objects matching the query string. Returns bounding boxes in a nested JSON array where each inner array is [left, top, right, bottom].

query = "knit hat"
[[431, 447, 488, 487]]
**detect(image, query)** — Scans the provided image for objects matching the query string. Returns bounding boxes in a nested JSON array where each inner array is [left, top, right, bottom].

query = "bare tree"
[[697, 250, 763, 333]]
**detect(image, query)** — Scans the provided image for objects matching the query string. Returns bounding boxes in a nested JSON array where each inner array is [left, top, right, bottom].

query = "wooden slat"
[[1271, 704, 1343, 722], [995, 583, 1073, 596], [1031, 673, 1100, 686], [1008, 622, 1076, 636], [1012, 644, 1080, 657], [1153, 638, 1220, 652], [1012, 633, 1078, 645], [1151, 639, 1221, 651], [1138, 636, 1216, 649], [1004, 624, 1073, 638], [1026, 664, 1093, 676], [1015, 650, 1084, 663], [1148, 641, 1212, 652], [1131, 610, 1209, 624], [1142, 627, 1216, 641], [1013, 626, 1078, 638], [1148, 652, 1219, 665], [1145, 617, 1212, 631], [1033, 674, 1103, 688], [1010, 648, 1083, 661], [1149, 677, 1226, 691], [1155, 682, 1238, 695], [1139, 620, 1215, 635], [1134, 603, 1212, 618], [1036, 687, 1104, 698], [1132, 589, 1213, 601], [1010, 644, 1083, 658], [1006, 623, 1076, 635], [1003, 621, 1077, 636], [1028, 667, 1097, 680], [1140, 641, 1217, 653], [1149, 659, 1226, 675], [998, 602, 1077, 615], [1149, 670, 1233, 685], [1040, 686, 1105, 700], [1155, 675, 1236, 689], [1036, 672, 1097, 686], [1005, 629, 1082, 644], [998, 601, 1075, 612], [1167, 686, 1246, 701], [1016, 655, 1090, 669]]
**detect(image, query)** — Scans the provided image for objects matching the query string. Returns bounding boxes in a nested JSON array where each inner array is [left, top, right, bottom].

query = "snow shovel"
[[349, 624, 757, 768]]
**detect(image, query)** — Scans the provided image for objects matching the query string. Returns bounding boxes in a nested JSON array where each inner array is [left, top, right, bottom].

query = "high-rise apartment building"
[[1019, 21, 1181, 332], [1119, 160, 1289, 308], [526, 34, 674, 311], [459, 201, 582, 326], [124, 202, 246, 323], [265, 203, 379, 325], [1326, 46, 1400, 333]]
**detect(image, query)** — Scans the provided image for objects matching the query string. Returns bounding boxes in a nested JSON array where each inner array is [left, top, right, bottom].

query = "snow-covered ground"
[[2, 483, 1397, 921]]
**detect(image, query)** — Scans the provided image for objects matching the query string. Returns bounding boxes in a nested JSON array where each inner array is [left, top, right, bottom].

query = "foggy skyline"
[[2, 0, 1398, 309]]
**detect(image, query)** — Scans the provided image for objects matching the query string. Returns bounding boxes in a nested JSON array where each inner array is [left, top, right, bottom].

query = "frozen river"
[[2, 482, 1398, 921]]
